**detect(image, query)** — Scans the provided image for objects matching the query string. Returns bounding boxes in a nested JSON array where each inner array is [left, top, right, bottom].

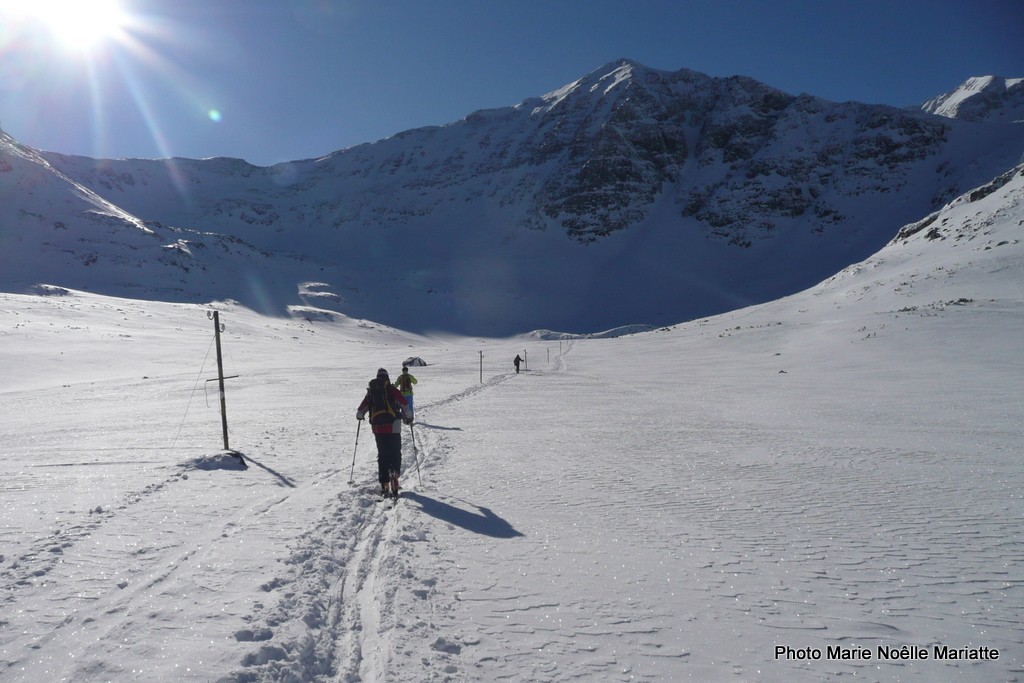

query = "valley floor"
[[1, 292, 1022, 682]]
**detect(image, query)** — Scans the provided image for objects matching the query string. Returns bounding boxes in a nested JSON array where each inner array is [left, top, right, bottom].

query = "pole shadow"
[[414, 422, 463, 432], [236, 452, 298, 488], [403, 492, 523, 538]]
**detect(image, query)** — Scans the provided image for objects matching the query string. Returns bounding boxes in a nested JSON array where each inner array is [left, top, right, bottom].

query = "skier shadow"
[[236, 452, 297, 488], [403, 492, 523, 539]]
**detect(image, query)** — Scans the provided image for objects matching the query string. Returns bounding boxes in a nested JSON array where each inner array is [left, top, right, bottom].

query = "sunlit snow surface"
[[1, 169, 1022, 681]]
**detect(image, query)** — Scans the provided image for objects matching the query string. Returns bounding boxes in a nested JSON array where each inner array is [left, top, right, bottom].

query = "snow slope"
[[1, 166, 1021, 681], [921, 75, 1024, 123]]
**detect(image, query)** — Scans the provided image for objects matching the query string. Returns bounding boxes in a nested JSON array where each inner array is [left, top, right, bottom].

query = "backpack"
[[366, 378, 399, 425], [396, 373, 413, 392]]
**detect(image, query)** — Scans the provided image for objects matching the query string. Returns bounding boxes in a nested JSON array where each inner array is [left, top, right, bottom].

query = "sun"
[[6, 0, 128, 53]]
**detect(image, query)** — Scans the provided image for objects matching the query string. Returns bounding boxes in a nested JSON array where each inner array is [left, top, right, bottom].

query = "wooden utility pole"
[[210, 310, 230, 450]]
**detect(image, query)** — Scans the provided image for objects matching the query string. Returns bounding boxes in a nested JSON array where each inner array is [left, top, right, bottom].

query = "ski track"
[[218, 365, 524, 682], [0, 341, 504, 683], [0, 466, 185, 599], [0, 362, 360, 681], [1, 460, 277, 680], [355, 337, 1024, 682], [3, 319, 1022, 681]]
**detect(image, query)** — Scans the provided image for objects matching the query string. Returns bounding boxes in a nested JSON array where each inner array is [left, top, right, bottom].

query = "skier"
[[394, 366, 418, 412], [513, 354, 522, 374], [356, 368, 413, 498]]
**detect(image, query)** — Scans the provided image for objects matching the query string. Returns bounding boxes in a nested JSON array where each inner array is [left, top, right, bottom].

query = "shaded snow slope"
[[1, 165, 1021, 681]]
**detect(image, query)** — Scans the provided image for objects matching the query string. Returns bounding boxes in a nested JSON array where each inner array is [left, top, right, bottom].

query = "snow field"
[[400, 302, 1023, 682], [1, 189, 1023, 683]]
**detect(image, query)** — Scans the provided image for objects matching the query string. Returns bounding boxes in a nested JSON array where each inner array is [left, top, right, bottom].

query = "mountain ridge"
[[2, 61, 1022, 335]]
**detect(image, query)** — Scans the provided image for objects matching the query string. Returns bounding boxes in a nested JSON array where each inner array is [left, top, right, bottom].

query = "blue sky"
[[1, 0, 1021, 166]]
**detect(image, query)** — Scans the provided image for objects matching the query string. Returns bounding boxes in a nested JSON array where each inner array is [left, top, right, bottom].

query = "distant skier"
[[356, 368, 413, 498], [513, 354, 522, 374], [394, 366, 418, 412]]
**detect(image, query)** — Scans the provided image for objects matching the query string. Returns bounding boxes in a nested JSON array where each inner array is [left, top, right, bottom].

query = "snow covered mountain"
[[921, 75, 1024, 123], [1, 156, 1021, 682], [2, 60, 1023, 334], [0, 132, 300, 307]]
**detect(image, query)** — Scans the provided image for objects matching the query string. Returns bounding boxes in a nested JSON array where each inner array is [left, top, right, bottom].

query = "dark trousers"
[[374, 432, 402, 484]]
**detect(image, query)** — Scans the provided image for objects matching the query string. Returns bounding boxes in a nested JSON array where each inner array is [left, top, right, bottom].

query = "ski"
[[377, 487, 400, 504], [389, 471, 400, 506]]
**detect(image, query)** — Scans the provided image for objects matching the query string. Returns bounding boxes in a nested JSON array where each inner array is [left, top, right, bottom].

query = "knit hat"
[[377, 367, 389, 380]]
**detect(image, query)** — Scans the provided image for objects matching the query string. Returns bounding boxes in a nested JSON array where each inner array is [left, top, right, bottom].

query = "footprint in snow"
[[431, 637, 462, 654], [234, 627, 273, 642]]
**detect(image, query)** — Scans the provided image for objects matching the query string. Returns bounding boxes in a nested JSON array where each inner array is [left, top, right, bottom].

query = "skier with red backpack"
[[356, 368, 413, 498]]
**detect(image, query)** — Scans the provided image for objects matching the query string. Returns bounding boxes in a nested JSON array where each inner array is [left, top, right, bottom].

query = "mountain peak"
[[538, 58, 645, 107], [597, 57, 641, 71], [922, 75, 1024, 123]]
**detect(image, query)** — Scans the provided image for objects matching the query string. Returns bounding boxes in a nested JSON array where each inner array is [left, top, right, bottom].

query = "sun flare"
[[6, 0, 128, 52]]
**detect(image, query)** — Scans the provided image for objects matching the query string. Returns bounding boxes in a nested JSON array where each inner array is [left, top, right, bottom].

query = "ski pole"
[[410, 421, 423, 486], [348, 419, 361, 484]]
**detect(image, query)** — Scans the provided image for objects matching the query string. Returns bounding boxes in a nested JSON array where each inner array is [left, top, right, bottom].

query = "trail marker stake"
[[210, 310, 230, 450], [207, 310, 242, 467]]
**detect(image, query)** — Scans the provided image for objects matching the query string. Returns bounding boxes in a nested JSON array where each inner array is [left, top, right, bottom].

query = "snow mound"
[[182, 451, 248, 471], [28, 284, 71, 296], [288, 305, 340, 322], [524, 324, 654, 340]]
